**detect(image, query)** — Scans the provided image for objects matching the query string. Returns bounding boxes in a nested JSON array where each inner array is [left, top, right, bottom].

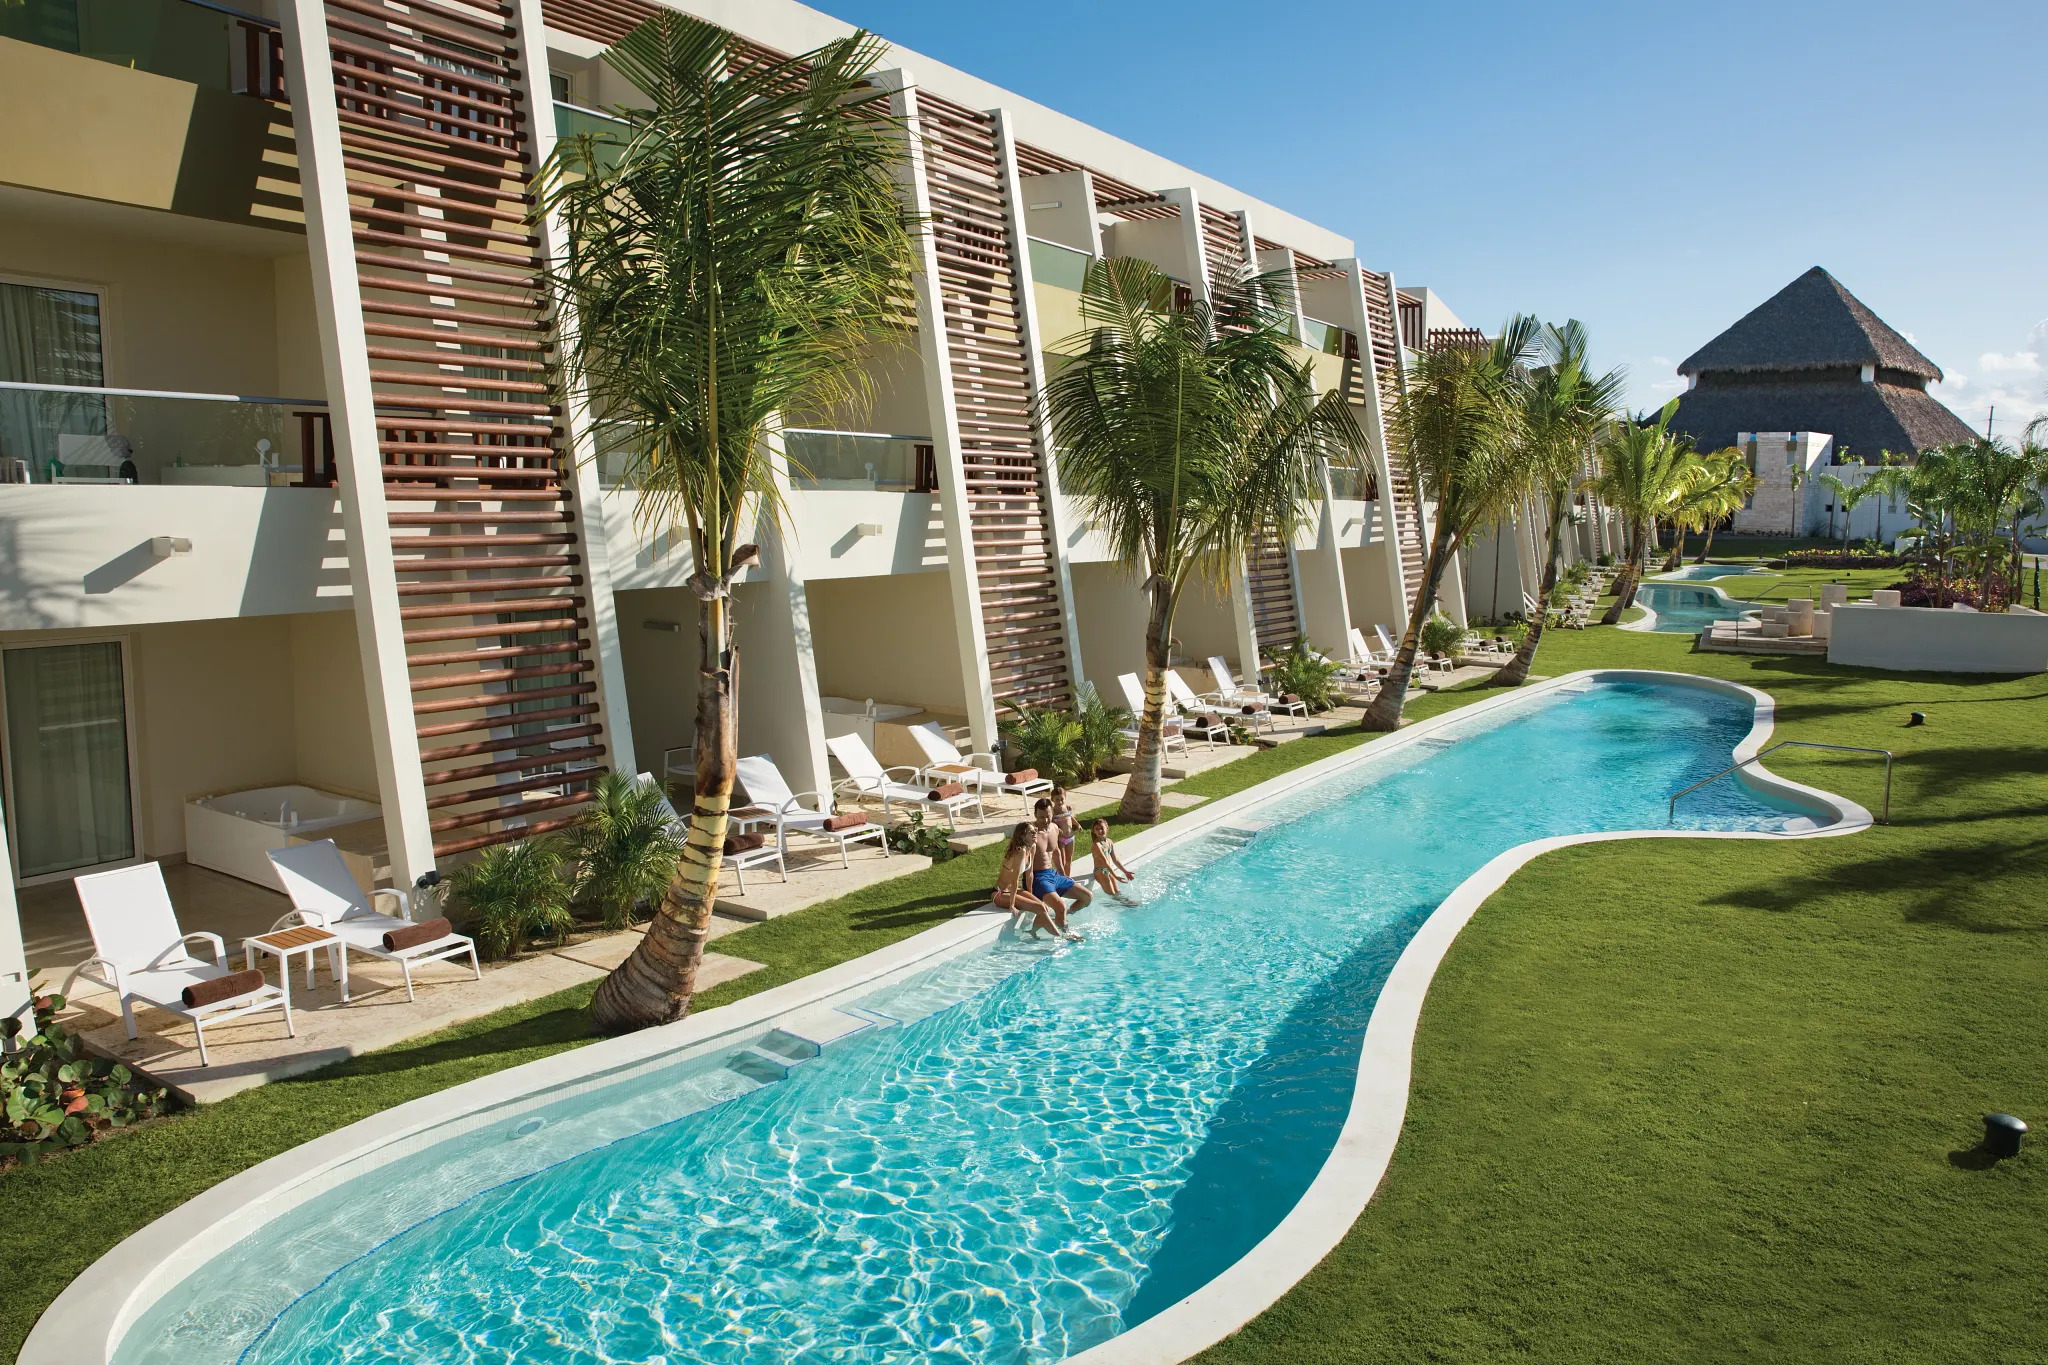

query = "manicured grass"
[[1195, 628, 2048, 1362], [0, 690, 1473, 1360]]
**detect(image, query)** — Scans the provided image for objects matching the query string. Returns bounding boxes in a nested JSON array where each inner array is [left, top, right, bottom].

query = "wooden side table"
[[245, 925, 347, 1015]]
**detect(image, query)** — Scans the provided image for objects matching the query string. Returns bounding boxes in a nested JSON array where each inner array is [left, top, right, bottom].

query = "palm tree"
[[1044, 257, 1364, 821], [1590, 401, 1695, 624], [1690, 447, 1755, 564], [1863, 451, 1912, 548], [1666, 448, 1754, 568], [1362, 320, 1539, 730], [540, 14, 917, 1033], [1489, 320, 1624, 686]]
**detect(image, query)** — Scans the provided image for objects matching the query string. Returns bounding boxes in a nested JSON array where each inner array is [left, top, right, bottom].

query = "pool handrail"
[[1670, 740, 1891, 825]]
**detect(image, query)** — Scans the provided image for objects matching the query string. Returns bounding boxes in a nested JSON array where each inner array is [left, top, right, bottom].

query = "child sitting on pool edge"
[[1088, 819, 1136, 901]]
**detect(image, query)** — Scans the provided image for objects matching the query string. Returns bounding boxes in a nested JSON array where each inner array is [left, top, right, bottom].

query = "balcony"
[[1298, 316, 1348, 356], [0, 382, 330, 487], [1327, 464, 1376, 502], [0, 0, 285, 94], [1026, 236, 1092, 292], [785, 429, 934, 492]]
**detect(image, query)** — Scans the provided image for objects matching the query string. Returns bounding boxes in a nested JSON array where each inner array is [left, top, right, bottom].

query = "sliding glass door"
[[2, 640, 137, 880]]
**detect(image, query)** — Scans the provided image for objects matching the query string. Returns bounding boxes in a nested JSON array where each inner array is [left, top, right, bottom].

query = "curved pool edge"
[[25, 670, 1869, 1365], [1061, 668, 1870, 1365]]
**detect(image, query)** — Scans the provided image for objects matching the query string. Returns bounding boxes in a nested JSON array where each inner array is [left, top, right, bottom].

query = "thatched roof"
[[1678, 267, 1944, 381], [1668, 378, 1977, 461]]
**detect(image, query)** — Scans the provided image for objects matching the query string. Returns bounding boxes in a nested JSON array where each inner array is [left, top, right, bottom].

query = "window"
[[3, 640, 137, 879], [0, 280, 107, 475]]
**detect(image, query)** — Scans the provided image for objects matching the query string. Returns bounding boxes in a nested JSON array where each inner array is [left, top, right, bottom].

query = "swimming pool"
[[1631, 581, 1753, 633], [75, 677, 1844, 1365], [1656, 563, 1764, 581]]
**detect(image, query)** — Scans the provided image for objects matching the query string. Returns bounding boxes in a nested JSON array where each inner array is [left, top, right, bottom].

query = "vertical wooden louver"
[[915, 93, 1075, 711], [1358, 270, 1427, 605], [324, 0, 606, 857]]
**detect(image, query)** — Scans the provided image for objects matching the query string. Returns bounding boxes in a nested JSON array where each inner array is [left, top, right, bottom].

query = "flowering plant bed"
[[1772, 549, 1908, 569]]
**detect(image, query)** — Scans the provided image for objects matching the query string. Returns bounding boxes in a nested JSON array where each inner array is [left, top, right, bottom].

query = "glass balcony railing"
[[1027, 237, 1093, 292], [0, 382, 331, 486], [1299, 317, 1348, 356], [1327, 464, 1375, 501], [0, 0, 284, 96], [786, 429, 933, 492]]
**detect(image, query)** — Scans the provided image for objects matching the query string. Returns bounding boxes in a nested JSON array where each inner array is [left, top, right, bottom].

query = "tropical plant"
[[1044, 256, 1366, 817], [1267, 639, 1342, 711], [999, 703, 1084, 784], [1363, 319, 1540, 729], [540, 14, 917, 1031], [2, 990, 169, 1165], [564, 771, 686, 930], [883, 807, 955, 861], [1663, 447, 1754, 569], [1488, 319, 1626, 685], [1863, 451, 1913, 547], [449, 839, 574, 960], [1588, 401, 1698, 623], [1073, 684, 1133, 778], [1418, 612, 1463, 660]]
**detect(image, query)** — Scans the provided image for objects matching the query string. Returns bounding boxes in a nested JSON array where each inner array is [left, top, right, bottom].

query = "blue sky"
[[831, 0, 2047, 436]]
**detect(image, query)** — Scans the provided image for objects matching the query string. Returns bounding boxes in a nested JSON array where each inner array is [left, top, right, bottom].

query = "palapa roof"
[[1667, 380, 1977, 462], [1679, 267, 1944, 381]]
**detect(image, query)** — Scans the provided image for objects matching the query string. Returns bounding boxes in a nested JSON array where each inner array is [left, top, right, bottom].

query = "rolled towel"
[[927, 782, 965, 800], [1005, 768, 1038, 784], [181, 968, 267, 1009], [821, 811, 867, 832], [383, 916, 453, 952], [1281, 693, 1300, 705], [722, 831, 768, 855], [1197, 714, 1225, 729], [1241, 704, 1264, 716]]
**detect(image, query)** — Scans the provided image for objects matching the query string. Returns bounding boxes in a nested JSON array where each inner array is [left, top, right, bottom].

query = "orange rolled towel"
[[181, 969, 266, 1009], [927, 782, 965, 800], [1005, 768, 1038, 784], [383, 916, 453, 952], [821, 812, 867, 832], [723, 832, 769, 855]]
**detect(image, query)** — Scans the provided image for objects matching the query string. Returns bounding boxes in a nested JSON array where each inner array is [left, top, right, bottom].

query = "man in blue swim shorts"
[[1031, 799, 1092, 925]]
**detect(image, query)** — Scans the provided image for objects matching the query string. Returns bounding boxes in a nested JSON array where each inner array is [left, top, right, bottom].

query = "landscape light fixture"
[[1907, 711, 1926, 727], [1983, 1113, 2027, 1159]]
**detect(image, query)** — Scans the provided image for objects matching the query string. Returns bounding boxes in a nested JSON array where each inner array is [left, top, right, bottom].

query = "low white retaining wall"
[[1827, 602, 2048, 674]]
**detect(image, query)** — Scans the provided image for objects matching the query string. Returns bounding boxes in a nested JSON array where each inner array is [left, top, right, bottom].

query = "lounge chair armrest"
[[780, 790, 833, 816], [880, 765, 924, 782], [371, 886, 412, 922], [833, 775, 882, 797], [181, 931, 228, 966], [270, 908, 328, 932], [967, 753, 1000, 773]]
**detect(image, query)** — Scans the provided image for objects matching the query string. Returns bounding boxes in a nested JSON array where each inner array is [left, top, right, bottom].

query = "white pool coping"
[[25, 670, 1869, 1365], [1621, 580, 1757, 634]]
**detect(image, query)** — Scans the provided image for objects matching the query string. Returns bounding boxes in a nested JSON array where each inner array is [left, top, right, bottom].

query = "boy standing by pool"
[[1031, 798, 1092, 922]]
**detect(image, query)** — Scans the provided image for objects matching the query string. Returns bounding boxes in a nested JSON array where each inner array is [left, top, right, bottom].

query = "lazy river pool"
[[111, 678, 1828, 1365], [1632, 581, 1755, 633], [1656, 563, 1764, 581]]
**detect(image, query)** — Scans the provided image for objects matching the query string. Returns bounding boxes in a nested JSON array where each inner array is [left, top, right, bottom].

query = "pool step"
[[1208, 821, 1267, 847], [720, 1008, 876, 1084]]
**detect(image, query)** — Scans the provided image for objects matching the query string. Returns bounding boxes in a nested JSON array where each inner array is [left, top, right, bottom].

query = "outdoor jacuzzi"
[[183, 785, 381, 889]]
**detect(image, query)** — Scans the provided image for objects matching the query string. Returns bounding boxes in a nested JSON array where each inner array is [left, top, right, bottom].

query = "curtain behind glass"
[[3, 642, 136, 878], [0, 282, 107, 474]]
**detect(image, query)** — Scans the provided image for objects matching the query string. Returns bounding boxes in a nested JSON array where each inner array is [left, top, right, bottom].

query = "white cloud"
[[1977, 349, 2041, 374], [1648, 354, 1673, 369]]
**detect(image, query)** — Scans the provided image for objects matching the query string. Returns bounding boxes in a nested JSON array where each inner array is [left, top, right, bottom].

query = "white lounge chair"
[[267, 840, 480, 1003], [1204, 656, 1279, 714], [906, 722, 1053, 800], [733, 754, 887, 866], [1162, 671, 1234, 747], [636, 774, 783, 892], [66, 863, 291, 1065], [827, 733, 984, 828], [1116, 672, 1189, 757]]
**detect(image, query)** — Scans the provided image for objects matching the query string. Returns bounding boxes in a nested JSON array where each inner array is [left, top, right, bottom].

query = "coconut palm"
[[1362, 319, 1540, 730], [1691, 447, 1758, 564], [1488, 321, 1625, 686], [1044, 257, 1365, 821], [1590, 401, 1696, 623], [540, 14, 917, 1032], [1664, 449, 1754, 569]]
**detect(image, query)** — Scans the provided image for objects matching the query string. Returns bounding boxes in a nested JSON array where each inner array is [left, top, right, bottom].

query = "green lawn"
[[1196, 628, 2048, 1363], [6, 621, 2043, 1362]]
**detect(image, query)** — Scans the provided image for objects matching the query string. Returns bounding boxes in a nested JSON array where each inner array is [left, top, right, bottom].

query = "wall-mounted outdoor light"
[[643, 618, 682, 633], [853, 522, 884, 538], [149, 536, 193, 558]]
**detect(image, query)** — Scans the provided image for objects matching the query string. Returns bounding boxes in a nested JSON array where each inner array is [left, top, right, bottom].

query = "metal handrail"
[[1669, 740, 1892, 825], [0, 380, 327, 407]]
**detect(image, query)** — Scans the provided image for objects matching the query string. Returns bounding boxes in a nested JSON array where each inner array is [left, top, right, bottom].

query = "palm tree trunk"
[[1694, 522, 1717, 564], [1363, 520, 1454, 731], [1491, 493, 1563, 687], [591, 595, 735, 1033], [1664, 524, 1687, 572], [1601, 521, 1644, 624], [1118, 579, 1175, 824]]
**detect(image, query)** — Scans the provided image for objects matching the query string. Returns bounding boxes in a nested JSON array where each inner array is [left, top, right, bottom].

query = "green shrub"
[[1266, 640, 1341, 711], [999, 703, 1085, 784], [1073, 684, 1132, 776], [564, 771, 686, 929], [449, 839, 573, 959], [1419, 613, 1463, 659], [2, 991, 169, 1166], [883, 806, 956, 861]]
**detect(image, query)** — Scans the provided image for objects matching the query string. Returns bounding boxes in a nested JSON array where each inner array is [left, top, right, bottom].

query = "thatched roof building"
[[1668, 267, 1976, 460]]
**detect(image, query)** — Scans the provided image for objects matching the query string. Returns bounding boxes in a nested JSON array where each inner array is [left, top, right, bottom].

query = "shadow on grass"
[[266, 988, 601, 1088], [1705, 837, 2048, 933]]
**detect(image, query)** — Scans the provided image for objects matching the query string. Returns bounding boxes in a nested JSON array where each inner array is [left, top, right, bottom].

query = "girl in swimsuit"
[[993, 822, 1076, 940], [1051, 786, 1077, 875], [1088, 819, 1136, 900]]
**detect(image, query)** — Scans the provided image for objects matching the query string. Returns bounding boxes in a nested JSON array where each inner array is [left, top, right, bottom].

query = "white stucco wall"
[[1827, 603, 2048, 674]]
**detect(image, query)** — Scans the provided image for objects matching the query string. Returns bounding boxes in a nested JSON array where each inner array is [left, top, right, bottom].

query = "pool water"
[[1634, 582, 1751, 633], [121, 680, 1820, 1365], [1656, 563, 1761, 581]]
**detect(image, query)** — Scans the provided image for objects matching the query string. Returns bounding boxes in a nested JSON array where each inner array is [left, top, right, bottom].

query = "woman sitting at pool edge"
[[993, 822, 1080, 940]]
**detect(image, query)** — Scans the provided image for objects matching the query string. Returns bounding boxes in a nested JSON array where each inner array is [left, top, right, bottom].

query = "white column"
[[0, 796, 29, 1052], [990, 108, 1088, 704], [279, 0, 434, 887], [737, 423, 832, 799], [508, 0, 637, 777], [880, 70, 999, 755]]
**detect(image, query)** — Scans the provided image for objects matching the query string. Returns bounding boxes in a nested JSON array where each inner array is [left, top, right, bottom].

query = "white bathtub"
[[184, 785, 382, 890]]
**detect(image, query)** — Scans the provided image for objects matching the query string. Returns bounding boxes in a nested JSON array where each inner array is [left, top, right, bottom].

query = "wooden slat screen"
[[917, 93, 1075, 711], [326, 0, 610, 857], [1356, 273, 1427, 604]]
